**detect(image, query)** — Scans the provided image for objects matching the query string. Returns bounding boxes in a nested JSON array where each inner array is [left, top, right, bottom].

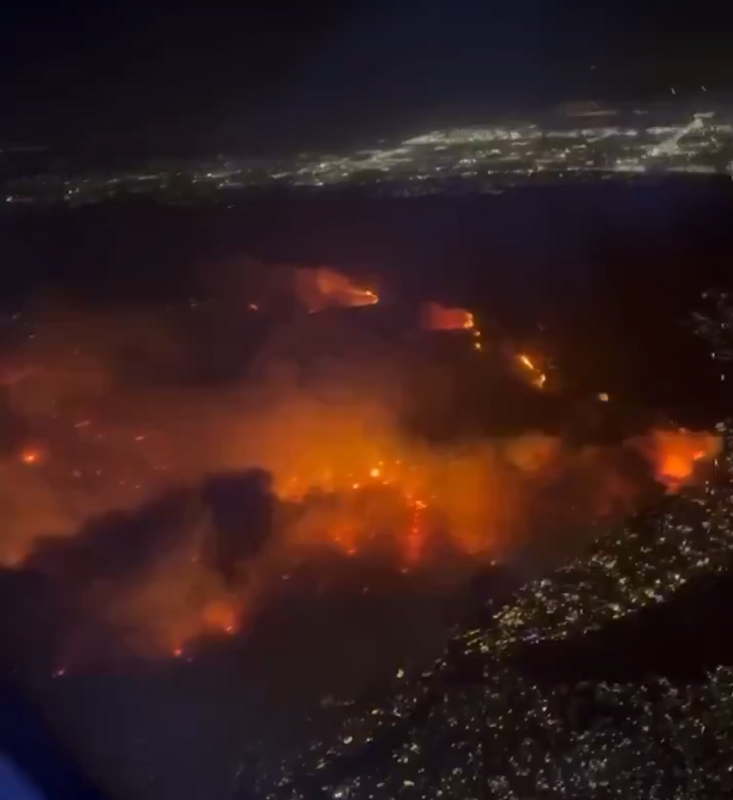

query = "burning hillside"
[[0, 267, 720, 667], [260, 290, 733, 800]]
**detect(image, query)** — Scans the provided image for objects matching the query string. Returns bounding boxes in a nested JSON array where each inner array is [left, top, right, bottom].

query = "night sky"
[[4, 0, 733, 155]]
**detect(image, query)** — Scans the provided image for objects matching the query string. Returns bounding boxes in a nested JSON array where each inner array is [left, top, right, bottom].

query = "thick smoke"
[[0, 272, 719, 667]]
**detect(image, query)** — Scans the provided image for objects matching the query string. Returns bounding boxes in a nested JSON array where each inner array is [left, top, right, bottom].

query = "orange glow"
[[1, 293, 724, 665], [405, 498, 426, 566], [201, 600, 239, 634], [516, 353, 547, 389], [629, 428, 722, 492], [19, 447, 44, 466], [421, 301, 486, 355], [421, 302, 475, 332], [293, 267, 379, 313], [504, 435, 563, 473]]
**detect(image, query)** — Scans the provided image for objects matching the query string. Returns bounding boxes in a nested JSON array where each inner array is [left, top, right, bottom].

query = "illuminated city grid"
[[6, 104, 733, 206]]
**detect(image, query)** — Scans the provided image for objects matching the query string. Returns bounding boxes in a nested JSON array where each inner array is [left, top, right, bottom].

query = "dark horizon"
[[4, 1, 733, 156]]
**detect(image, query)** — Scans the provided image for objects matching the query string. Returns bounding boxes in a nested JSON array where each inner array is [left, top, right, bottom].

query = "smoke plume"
[[0, 274, 718, 667]]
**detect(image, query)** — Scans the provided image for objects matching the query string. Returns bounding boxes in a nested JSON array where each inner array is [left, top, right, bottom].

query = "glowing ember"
[[19, 447, 44, 466], [517, 353, 547, 389]]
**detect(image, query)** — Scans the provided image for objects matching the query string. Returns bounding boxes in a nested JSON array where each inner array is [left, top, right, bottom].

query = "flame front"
[[421, 302, 475, 332], [294, 267, 379, 313], [0, 287, 721, 665]]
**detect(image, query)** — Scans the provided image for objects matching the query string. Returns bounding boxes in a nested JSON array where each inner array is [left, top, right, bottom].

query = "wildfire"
[[293, 267, 379, 313], [267, 433, 639, 570], [421, 302, 476, 332], [421, 301, 486, 354], [517, 353, 547, 389], [1, 280, 725, 667], [279, 456, 435, 564], [629, 428, 722, 492]]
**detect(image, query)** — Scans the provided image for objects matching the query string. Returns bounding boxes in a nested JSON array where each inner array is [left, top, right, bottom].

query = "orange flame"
[[421, 302, 475, 332], [629, 428, 722, 492], [516, 353, 546, 389], [0, 294, 724, 664], [293, 267, 379, 313]]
